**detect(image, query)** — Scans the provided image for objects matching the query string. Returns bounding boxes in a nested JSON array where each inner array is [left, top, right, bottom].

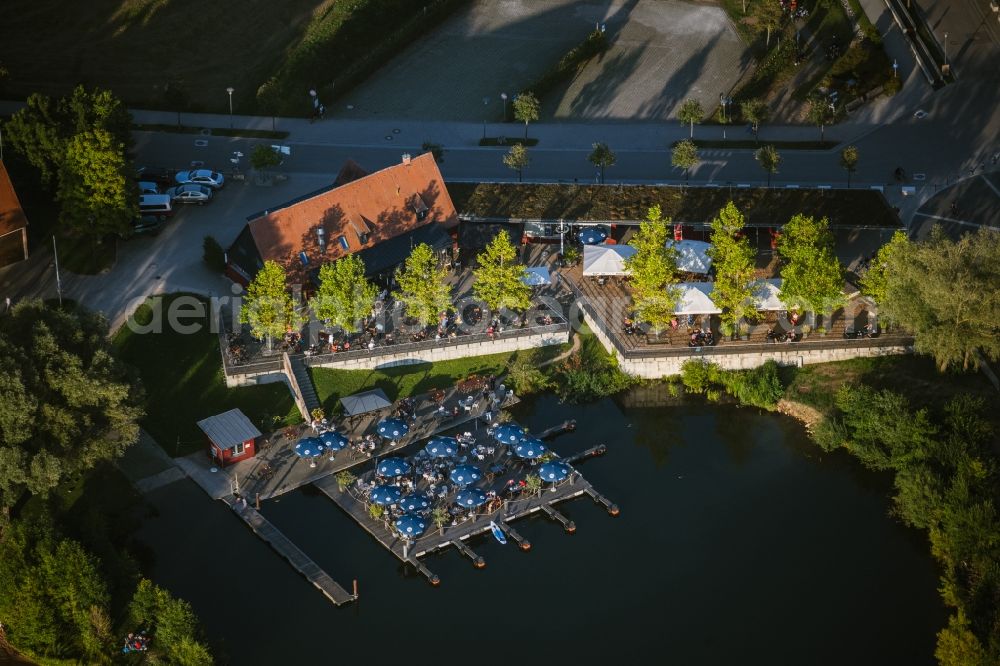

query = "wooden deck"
[[221, 495, 355, 606], [312, 438, 617, 586]]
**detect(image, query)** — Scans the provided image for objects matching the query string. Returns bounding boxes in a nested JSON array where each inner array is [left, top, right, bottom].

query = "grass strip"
[[132, 124, 289, 139], [479, 137, 539, 147]]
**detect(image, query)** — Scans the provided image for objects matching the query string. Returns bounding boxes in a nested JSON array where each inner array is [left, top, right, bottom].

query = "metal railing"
[[303, 321, 570, 367]]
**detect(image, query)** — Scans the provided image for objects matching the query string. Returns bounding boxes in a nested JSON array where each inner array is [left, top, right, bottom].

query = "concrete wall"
[[225, 370, 289, 389], [580, 311, 913, 379], [306, 329, 569, 372]]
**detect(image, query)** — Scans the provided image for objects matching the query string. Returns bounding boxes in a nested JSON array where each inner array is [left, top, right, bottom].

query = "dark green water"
[[137, 396, 945, 664]]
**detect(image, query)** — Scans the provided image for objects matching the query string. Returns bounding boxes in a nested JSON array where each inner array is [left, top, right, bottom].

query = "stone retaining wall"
[[581, 310, 912, 378], [306, 328, 569, 372]]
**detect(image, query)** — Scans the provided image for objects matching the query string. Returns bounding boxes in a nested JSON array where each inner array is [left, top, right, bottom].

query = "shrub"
[[555, 337, 636, 403], [719, 361, 784, 409], [202, 236, 226, 273], [506, 357, 553, 396], [680, 359, 721, 394], [882, 76, 902, 96]]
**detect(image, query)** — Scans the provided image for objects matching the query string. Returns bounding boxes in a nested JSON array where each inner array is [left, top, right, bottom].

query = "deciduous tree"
[[0, 300, 142, 506], [752, 0, 784, 47], [858, 230, 908, 308], [755, 144, 781, 187], [393, 243, 453, 326], [806, 96, 834, 142], [128, 579, 212, 665], [311, 254, 377, 333], [877, 226, 1000, 371], [624, 206, 681, 334], [588, 142, 616, 184], [840, 145, 859, 188], [57, 128, 137, 239], [513, 91, 539, 140], [671, 139, 700, 182], [240, 260, 300, 351], [503, 143, 529, 182], [776, 213, 844, 314], [740, 98, 769, 139], [473, 231, 531, 314], [708, 202, 756, 331], [677, 98, 704, 138]]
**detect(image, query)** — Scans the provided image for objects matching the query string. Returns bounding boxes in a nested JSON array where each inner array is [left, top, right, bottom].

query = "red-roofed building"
[[0, 161, 29, 268], [226, 153, 458, 287]]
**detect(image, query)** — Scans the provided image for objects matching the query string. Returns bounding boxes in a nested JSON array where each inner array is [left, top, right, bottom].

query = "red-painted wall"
[[209, 437, 256, 467]]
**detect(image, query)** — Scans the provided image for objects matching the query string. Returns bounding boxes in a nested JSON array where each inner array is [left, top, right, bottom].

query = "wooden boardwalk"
[[221, 495, 355, 606], [312, 441, 617, 585]]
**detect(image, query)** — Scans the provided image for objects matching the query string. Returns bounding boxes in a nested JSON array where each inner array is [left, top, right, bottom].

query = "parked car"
[[126, 214, 166, 237], [174, 169, 225, 189], [137, 181, 160, 195], [135, 166, 175, 187], [139, 194, 173, 216], [167, 183, 213, 204]]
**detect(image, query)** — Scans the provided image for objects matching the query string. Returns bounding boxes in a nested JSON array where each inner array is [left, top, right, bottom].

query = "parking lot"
[[340, 0, 750, 123]]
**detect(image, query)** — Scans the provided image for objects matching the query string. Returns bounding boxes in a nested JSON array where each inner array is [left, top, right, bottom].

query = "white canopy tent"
[[673, 282, 722, 315], [583, 245, 637, 276], [666, 240, 713, 274], [522, 266, 552, 286], [750, 278, 788, 311]]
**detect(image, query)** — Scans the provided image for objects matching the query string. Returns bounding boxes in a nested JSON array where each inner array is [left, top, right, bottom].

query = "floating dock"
[[221, 495, 356, 606]]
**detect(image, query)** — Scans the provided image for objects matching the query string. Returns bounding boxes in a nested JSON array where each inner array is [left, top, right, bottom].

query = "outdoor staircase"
[[289, 355, 321, 414]]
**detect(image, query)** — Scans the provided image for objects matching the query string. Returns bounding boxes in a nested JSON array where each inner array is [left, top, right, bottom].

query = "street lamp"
[[226, 87, 234, 128], [500, 92, 508, 121]]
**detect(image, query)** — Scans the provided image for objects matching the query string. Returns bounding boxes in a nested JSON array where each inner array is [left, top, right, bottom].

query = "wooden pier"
[[312, 440, 616, 586], [221, 495, 356, 606]]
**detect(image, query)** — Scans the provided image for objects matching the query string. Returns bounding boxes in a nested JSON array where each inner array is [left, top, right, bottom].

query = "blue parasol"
[[376, 418, 409, 440], [294, 437, 325, 459], [578, 226, 608, 245], [398, 492, 432, 512], [538, 461, 571, 483], [449, 464, 482, 486], [370, 484, 403, 506], [376, 456, 410, 477], [454, 487, 488, 508], [424, 436, 458, 458], [492, 422, 526, 444], [395, 512, 428, 538], [513, 437, 547, 459], [320, 431, 349, 451]]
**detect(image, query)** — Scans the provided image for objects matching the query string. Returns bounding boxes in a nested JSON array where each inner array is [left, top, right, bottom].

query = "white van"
[[139, 194, 173, 217]]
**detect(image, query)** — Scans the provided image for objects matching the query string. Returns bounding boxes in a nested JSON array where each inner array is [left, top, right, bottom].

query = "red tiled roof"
[[247, 152, 457, 281], [0, 161, 28, 239]]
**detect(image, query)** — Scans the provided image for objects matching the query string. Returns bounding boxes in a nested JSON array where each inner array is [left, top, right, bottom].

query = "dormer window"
[[412, 195, 429, 221], [337, 235, 350, 251], [350, 218, 371, 245]]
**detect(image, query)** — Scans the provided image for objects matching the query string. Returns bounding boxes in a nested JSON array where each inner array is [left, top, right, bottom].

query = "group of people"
[[688, 330, 716, 347], [122, 631, 150, 654], [766, 327, 800, 343]]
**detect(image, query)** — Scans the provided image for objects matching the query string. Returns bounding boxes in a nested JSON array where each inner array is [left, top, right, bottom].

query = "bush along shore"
[[675, 357, 1000, 664]]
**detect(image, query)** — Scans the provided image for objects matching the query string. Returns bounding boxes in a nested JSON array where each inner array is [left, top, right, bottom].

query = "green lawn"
[[448, 182, 899, 228], [112, 294, 301, 456], [310, 344, 569, 415]]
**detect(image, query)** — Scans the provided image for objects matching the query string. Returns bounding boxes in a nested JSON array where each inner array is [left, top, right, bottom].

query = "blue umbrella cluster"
[[424, 436, 457, 458], [450, 464, 481, 486], [377, 457, 410, 477], [578, 226, 609, 245], [377, 418, 409, 440], [538, 461, 571, 483], [395, 512, 428, 538], [492, 422, 526, 444], [320, 431, 349, 451], [513, 438, 547, 459], [399, 493, 432, 512], [294, 437, 325, 458], [370, 485, 402, 506], [454, 488, 488, 508]]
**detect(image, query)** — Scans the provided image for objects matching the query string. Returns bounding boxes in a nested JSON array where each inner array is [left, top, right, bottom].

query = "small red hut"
[[197, 409, 261, 468]]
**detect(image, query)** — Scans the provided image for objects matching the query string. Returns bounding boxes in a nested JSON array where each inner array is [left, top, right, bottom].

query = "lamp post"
[[500, 92, 508, 121], [226, 87, 234, 128]]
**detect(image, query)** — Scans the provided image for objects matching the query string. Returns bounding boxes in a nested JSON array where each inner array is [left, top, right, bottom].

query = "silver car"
[[174, 169, 225, 189], [167, 183, 213, 204]]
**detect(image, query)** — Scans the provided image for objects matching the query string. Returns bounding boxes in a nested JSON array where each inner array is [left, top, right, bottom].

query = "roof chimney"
[[316, 225, 327, 253], [401, 153, 411, 165]]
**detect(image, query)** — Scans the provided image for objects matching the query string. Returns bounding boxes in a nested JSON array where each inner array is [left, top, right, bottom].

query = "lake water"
[[136, 395, 945, 664]]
